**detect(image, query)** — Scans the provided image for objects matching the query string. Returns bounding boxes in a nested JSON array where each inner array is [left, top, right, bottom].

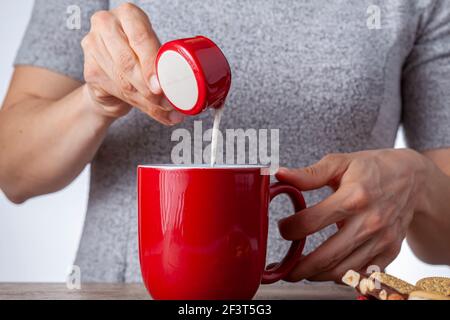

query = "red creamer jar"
[[155, 36, 232, 115]]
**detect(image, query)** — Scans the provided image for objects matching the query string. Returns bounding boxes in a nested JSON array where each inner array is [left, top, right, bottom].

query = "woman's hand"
[[81, 3, 184, 125], [276, 148, 432, 282]]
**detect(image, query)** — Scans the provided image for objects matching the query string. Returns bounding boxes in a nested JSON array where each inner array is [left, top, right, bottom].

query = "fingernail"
[[149, 75, 161, 94], [276, 167, 289, 174], [169, 111, 184, 124], [277, 219, 286, 230], [277, 218, 289, 235]]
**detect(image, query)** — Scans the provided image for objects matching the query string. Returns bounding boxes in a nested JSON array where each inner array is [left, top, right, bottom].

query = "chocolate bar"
[[342, 270, 415, 300]]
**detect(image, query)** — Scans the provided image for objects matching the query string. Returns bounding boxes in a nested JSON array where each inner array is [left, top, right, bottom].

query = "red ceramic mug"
[[138, 165, 307, 300]]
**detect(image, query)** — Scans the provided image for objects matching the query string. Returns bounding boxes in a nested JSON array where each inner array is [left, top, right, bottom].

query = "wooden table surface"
[[0, 282, 357, 300]]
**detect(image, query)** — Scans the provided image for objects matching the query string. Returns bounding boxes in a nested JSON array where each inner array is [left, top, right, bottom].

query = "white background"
[[0, 1, 449, 284]]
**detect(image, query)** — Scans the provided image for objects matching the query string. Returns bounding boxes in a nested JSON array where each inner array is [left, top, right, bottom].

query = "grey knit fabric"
[[15, 0, 450, 282]]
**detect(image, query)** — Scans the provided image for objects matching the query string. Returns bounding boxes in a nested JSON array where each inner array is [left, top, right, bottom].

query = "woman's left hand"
[[276, 148, 431, 282]]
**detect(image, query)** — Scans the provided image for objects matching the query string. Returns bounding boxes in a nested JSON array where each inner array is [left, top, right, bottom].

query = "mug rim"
[[138, 164, 269, 170]]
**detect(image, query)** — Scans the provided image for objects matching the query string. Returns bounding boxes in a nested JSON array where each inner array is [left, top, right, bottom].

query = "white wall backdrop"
[[0, 1, 449, 284], [0, 1, 88, 282]]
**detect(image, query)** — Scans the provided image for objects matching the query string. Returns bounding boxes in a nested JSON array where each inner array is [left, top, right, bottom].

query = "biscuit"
[[415, 277, 450, 296], [342, 270, 412, 300], [408, 290, 450, 300], [369, 272, 417, 295]]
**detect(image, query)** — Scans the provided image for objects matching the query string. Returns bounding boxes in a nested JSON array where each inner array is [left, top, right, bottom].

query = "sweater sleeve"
[[401, 0, 450, 151]]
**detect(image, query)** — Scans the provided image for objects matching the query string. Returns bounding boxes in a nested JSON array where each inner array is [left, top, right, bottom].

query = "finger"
[[306, 233, 402, 283], [284, 215, 369, 282], [95, 13, 155, 104], [84, 33, 176, 124], [142, 105, 184, 126], [117, 85, 181, 125], [113, 3, 160, 83], [85, 38, 174, 124], [306, 234, 383, 283], [82, 34, 137, 107], [159, 97, 176, 111], [276, 153, 350, 191], [130, 96, 183, 125], [278, 189, 351, 240], [86, 46, 180, 126], [150, 74, 163, 95], [83, 50, 126, 104], [81, 33, 114, 80], [363, 242, 402, 274]]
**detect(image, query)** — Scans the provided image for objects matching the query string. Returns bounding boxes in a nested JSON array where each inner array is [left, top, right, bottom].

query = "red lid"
[[155, 36, 231, 115]]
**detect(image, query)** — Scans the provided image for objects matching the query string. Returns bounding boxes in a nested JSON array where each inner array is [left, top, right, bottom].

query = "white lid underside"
[[157, 50, 199, 111]]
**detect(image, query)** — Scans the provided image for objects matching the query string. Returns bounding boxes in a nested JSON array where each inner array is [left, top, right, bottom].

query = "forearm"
[[407, 154, 450, 265], [0, 85, 113, 203]]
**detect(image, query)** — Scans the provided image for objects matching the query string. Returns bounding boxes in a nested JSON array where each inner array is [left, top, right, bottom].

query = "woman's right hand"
[[81, 3, 184, 125]]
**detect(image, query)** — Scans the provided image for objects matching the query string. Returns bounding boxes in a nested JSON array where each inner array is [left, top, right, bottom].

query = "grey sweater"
[[15, 0, 450, 282]]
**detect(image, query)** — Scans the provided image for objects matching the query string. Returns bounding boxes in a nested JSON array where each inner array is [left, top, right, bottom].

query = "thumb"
[[276, 154, 350, 191]]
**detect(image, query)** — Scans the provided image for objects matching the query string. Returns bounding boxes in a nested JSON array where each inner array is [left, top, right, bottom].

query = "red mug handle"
[[261, 182, 307, 284]]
